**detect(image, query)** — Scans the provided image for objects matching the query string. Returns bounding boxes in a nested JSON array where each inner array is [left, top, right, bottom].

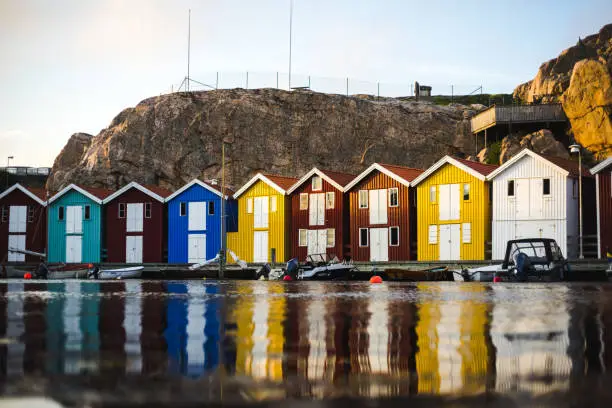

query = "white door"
[[439, 184, 460, 221], [66, 235, 82, 263], [188, 234, 206, 263], [369, 189, 388, 224], [126, 203, 144, 232], [439, 224, 461, 260], [370, 228, 389, 262], [308, 194, 325, 226], [253, 231, 268, 262], [7, 235, 26, 262], [126, 236, 143, 263], [8, 206, 27, 233], [188, 202, 206, 231], [515, 179, 530, 218], [254, 197, 269, 228], [66, 206, 83, 234]]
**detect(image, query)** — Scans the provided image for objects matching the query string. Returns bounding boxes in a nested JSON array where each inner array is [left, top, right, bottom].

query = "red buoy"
[[282, 275, 293, 281], [493, 276, 502, 283], [370, 275, 383, 284], [23, 272, 32, 280]]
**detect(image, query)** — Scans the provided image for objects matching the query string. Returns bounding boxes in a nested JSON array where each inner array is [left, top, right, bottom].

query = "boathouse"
[[47, 184, 112, 263], [344, 163, 423, 262], [166, 179, 237, 264], [228, 174, 297, 263], [287, 168, 354, 261], [0, 183, 47, 262], [103, 182, 172, 263], [412, 156, 497, 261], [591, 157, 612, 259], [488, 149, 596, 260]]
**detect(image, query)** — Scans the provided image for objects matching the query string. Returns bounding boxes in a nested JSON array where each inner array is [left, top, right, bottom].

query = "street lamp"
[[569, 144, 583, 259], [6, 156, 13, 188]]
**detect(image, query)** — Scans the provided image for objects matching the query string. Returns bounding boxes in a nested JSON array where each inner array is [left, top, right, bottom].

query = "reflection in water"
[[2, 280, 612, 401]]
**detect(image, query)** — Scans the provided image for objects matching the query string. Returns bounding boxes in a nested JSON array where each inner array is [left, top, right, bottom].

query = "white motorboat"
[[453, 264, 500, 282]]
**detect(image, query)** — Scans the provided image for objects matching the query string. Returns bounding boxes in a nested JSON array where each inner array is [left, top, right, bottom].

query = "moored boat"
[[90, 266, 144, 280]]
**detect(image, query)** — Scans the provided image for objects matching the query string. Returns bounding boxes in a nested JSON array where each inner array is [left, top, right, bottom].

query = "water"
[[1, 280, 612, 406]]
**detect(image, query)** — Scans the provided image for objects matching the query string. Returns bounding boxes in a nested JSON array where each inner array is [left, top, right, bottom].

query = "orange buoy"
[[370, 275, 383, 284], [23, 272, 32, 280], [282, 275, 293, 281]]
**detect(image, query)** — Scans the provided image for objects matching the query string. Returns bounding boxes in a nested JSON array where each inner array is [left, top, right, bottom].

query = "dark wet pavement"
[[2, 280, 612, 407]]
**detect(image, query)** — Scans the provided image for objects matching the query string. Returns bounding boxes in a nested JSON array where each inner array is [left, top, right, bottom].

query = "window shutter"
[[261, 196, 269, 227], [428, 225, 437, 244], [378, 189, 388, 224], [247, 198, 253, 214], [462, 223, 471, 243], [309, 194, 317, 225], [298, 229, 307, 246], [74, 206, 83, 233], [317, 194, 325, 225], [369, 190, 378, 224], [300, 194, 308, 210], [325, 192, 335, 209], [270, 196, 277, 212]]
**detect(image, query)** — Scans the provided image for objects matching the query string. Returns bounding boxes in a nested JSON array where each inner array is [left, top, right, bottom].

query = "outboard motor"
[[513, 252, 531, 282], [255, 263, 271, 280], [460, 268, 472, 282], [285, 258, 299, 279], [88, 264, 100, 280], [34, 262, 49, 280]]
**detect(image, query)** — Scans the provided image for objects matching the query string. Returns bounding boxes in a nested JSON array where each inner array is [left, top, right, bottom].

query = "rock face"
[[496, 129, 569, 164], [561, 59, 612, 158], [47, 89, 471, 192]]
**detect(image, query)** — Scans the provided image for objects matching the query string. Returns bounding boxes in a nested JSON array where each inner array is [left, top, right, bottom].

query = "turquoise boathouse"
[[47, 184, 112, 263]]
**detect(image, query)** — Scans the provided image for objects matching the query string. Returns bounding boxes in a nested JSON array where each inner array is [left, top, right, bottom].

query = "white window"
[[0, 206, 7, 223], [27, 206, 35, 223], [389, 226, 399, 246], [298, 229, 308, 247], [179, 202, 186, 217], [246, 198, 253, 213], [430, 186, 436, 203], [84, 205, 91, 220], [312, 176, 322, 191], [145, 203, 152, 218], [543, 178, 551, 196], [463, 184, 470, 201], [388, 188, 399, 207], [359, 228, 368, 247], [462, 223, 471, 243], [358, 190, 368, 208], [58, 206, 65, 221], [118, 203, 126, 218], [299, 193, 308, 210], [507, 180, 515, 197], [270, 196, 277, 212], [428, 225, 437, 244], [326, 228, 335, 247], [208, 201, 215, 215], [325, 192, 335, 209]]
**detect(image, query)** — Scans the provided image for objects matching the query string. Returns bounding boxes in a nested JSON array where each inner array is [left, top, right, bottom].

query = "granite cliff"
[[46, 89, 477, 192]]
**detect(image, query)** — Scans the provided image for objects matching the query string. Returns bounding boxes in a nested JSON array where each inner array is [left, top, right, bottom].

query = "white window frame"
[[118, 203, 125, 219], [428, 225, 437, 244], [246, 198, 253, 214], [208, 201, 215, 215], [389, 226, 400, 246], [430, 186, 436, 203], [543, 178, 551, 196], [0, 206, 7, 223], [27, 206, 35, 223], [298, 229, 308, 247], [463, 184, 470, 201], [326, 228, 335, 248], [359, 228, 369, 247], [462, 223, 471, 244], [388, 188, 399, 207], [299, 193, 308, 210], [270, 196, 277, 212], [84, 205, 91, 220], [312, 176, 322, 191], [179, 202, 186, 217], [358, 190, 368, 209], [508, 180, 515, 197], [325, 192, 335, 209], [145, 202, 152, 218]]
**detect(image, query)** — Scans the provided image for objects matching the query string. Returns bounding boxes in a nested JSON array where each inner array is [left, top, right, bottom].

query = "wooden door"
[[188, 234, 206, 263], [127, 203, 144, 232], [188, 202, 206, 231], [8, 206, 27, 233], [254, 197, 269, 228], [370, 228, 389, 262], [126, 235, 143, 263], [253, 231, 269, 262], [439, 224, 460, 261], [66, 235, 82, 263], [66, 205, 83, 234], [7, 235, 25, 262]]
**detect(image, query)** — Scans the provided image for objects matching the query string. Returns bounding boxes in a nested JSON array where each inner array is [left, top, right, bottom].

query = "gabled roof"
[[103, 181, 172, 204], [0, 183, 47, 206], [233, 173, 298, 198], [411, 156, 498, 186], [165, 179, 231, 202], [48, 184, 113, 205], [590, 157, 612, 175], [286, 167, 356, 194], [344, 163, 424, 191], [541, 155, 593, 178]]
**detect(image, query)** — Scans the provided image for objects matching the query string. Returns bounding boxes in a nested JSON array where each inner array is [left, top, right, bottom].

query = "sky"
[[1, 0, 610, 168]]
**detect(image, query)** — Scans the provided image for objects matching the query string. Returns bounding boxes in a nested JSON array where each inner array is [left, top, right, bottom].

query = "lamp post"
[[569, 144, 583, 259], [6, 156, 13, 188]]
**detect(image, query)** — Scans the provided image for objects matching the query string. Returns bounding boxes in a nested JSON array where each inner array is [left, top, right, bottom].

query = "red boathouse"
[[344, 163, 424, 262], [287, 168, 355, 261], [591, 158, 612, 259], [0, 183, 47, 262], [103, 182, 172, 263]]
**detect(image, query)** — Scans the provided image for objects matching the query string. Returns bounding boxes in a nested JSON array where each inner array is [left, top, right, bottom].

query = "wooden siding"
[[47, 190, 102, 263], [348, 171, 415, 261], [0, 189, 46, 262], [597, 170, 612, 257], [416, 162, 491, 261], [227, 180, 290, 263], [491, 154, 570, 259], [290, 175, 348, 261], [471, 104, 566, 133], [104, 188, 165, 263]]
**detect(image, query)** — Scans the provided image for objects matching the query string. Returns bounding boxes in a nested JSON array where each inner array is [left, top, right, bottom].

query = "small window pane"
[[84, 205, 91, 220], [358, 190, 368, 208], [359, 228, 368, 246], [299, 194, 308, 210], [208, 201, 215, 215], [180, 202, 186, 216], [247, 198, 253, 213], [389, 188, 398, 207], [430, 186, 436, 203], [390, 227, 399, 246], [325, 192, 335, 209], [145, 203, 152, 218], [312, 176, 322, 191], [508, 180, 514, 196], [463, 184, 470, 201], [543, 178, 551, 195], [462, 223, 471, 243], [58, 206, 65, 221], [298, 229, 307, 247], [327, 228, 335, 247], [1, 206, 7, 223], [270, 196, 277, 212], [118, 203, 125, 218], [428, 225, 437, 244], [27, 206, 35, 223]]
